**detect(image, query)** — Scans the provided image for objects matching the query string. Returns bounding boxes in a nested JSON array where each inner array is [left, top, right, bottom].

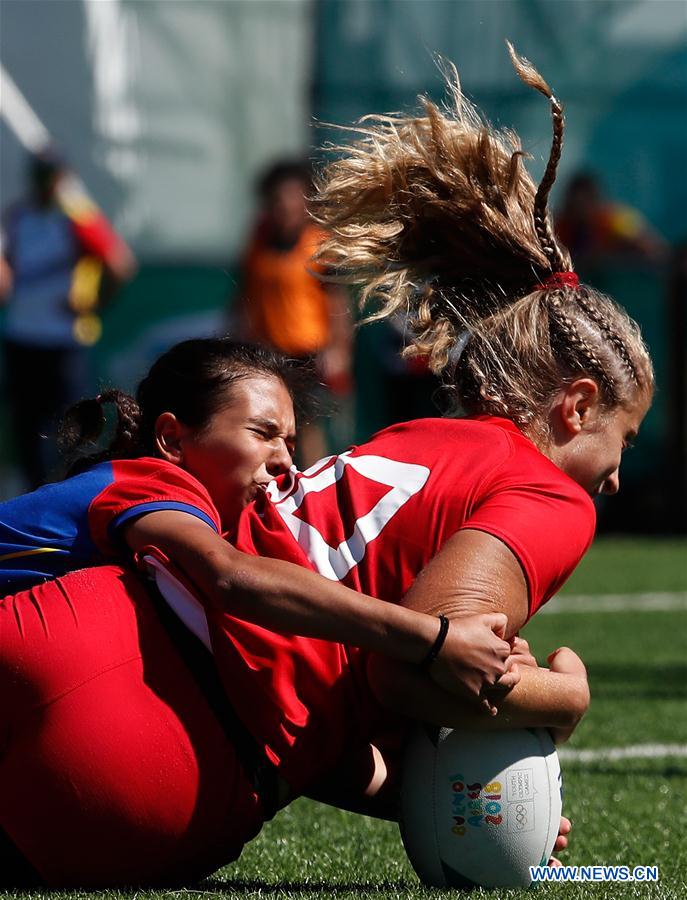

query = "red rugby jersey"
[[207, 416, 596, 793], [88, 457, 222, 553]]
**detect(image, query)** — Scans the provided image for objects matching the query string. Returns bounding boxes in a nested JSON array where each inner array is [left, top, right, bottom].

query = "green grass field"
[[6, 538, 686, 900]]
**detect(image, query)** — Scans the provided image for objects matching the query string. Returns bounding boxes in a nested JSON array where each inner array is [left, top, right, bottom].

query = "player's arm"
[[400, 528, 530, 634], [366, 528, 589, 735], [308, 645, 586, 822], [69, 201, 136, 283], [307, 654, 587, 824], [366, 647, 589, 741], [121, 510, 514, 702]]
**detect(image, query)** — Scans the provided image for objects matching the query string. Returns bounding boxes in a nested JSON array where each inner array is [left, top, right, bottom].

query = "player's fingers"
[[487, 632, 512, 657], [518, 654, 537, 669], [510, 636, 536, 664], [491, 663, 520, 691], [559, 815, 572, 835], [547, 647, 576, 666], [554, 815, 571, 850], [484, 613, 509, 637], [547, 647, 586, 676], [480, 696, 499, 717]]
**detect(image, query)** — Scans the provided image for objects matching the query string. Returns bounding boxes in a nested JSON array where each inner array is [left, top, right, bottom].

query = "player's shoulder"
[[109, 456, 205, 489], [363, 415, 592, 506], [365, 415, 519, 462]]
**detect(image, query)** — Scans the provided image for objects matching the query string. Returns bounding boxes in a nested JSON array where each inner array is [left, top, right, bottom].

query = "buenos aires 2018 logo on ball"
[[448, 773, 504, 836]]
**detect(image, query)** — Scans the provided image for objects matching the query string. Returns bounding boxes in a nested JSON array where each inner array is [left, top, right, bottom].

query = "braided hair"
[[313, 43, 653, 437]]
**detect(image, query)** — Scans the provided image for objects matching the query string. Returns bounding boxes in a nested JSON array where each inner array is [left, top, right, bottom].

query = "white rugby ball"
[[400, 727, 562, 888]]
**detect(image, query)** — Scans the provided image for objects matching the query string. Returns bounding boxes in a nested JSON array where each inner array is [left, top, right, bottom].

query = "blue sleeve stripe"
[[109, 502, 220, 538]]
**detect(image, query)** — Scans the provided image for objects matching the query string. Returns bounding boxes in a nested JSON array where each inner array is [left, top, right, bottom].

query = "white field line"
[[559, 744, 687, 762], [541, 595, 686, 765], [541, 591, 687, 614]]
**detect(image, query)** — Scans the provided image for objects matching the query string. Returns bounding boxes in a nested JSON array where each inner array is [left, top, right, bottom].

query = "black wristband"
[[421, 614, 450, 672]]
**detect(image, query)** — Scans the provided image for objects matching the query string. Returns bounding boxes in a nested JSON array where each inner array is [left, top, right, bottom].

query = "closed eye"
[[623, 428, 638, 452], [249, 422, 295, 457]]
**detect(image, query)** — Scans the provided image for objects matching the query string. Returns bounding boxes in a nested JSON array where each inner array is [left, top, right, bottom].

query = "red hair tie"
[[536, 271, 579, 291]]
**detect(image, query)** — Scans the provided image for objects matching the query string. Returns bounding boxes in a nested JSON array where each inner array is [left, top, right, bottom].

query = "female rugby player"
[[0, 45, 651, 886], [0, 336, 512, 699]]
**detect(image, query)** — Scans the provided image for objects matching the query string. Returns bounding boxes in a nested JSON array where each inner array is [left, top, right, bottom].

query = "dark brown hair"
[[58, 339, 298, 476]]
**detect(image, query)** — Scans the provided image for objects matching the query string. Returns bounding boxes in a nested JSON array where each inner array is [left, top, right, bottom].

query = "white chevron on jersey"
[[266, 452, 430, 581]]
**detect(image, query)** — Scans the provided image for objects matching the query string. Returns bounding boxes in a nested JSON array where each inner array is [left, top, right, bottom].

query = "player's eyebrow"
[[248, 416, 279, 431], [249, 416, 296, 444]]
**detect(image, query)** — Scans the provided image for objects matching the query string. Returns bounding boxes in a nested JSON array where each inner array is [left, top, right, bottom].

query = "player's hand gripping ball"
[[400, 727, 562, 888]]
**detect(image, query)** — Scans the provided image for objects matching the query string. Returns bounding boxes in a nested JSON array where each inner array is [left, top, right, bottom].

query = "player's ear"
[[155, 412, 187, 463], [558, 378, 601, 436]]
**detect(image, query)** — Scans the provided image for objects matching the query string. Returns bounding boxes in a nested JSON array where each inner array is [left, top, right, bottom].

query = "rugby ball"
[[400, 727, 562, 888]]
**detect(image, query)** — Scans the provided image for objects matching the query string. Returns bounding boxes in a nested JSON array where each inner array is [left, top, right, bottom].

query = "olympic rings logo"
[[514, 803, 529, 828]]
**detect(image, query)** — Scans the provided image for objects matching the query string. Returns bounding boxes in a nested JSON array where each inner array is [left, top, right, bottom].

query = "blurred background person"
[[0, 149, 135, 490], [555, 171, 667, 271], [235, 160, 352, 467]]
